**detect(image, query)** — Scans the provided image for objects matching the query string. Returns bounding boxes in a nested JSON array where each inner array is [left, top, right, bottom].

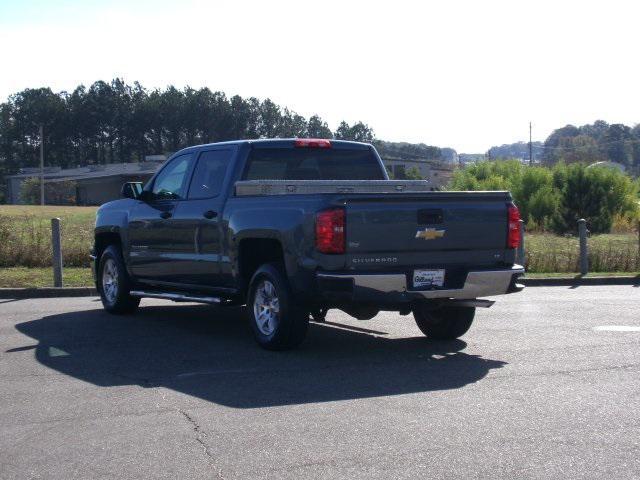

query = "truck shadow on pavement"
[[14, 303, 507, 409]]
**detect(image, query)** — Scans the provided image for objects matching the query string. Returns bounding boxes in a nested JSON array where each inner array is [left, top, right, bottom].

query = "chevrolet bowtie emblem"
[[415, 228, 445, 240]]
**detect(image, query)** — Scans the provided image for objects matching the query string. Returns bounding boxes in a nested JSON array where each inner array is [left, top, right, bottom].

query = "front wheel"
[[98, 245, 140, 314], [413, 305, 475, 340], [247, 263, 308, 350]]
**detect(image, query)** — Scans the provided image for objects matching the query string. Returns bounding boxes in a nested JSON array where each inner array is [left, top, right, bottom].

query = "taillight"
[[295, 138, 331, 148], [507, 203, 521, 249], [316, 208, 345, 254]]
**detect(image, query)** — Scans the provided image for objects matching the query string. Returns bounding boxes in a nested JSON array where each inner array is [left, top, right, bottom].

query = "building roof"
[[7, 161, 164, 182]]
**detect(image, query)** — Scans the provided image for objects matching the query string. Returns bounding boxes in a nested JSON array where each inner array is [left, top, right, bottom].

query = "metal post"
[[517, 219, 525, 266], [40, 124, 45, 206], [578, 219, 588, 275], [51, 218, 63, 287], [529, 121, 533, 166]]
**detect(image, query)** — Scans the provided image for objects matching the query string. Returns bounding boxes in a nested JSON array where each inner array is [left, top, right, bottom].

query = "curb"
[[0, 287, 98, 299], [522, 276, 640, 287]]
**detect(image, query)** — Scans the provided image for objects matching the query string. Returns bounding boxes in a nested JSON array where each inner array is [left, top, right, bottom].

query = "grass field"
[[0, 205, 96, 268], [0, 205, 638, 287], [0, 267, 93, 287], [524, 233, 639, 273]]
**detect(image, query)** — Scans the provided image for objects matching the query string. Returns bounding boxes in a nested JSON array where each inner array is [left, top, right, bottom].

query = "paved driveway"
[[0, 286, 639, 479]]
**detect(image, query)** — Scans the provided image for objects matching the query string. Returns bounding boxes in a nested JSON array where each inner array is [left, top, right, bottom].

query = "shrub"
[[404, 167, 423, 180], [450, 160, 639, 234], [551, 163, 638, 234], [528, 185, 560, 226]]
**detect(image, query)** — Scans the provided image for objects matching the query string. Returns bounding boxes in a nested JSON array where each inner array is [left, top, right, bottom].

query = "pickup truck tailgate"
[[345, 192, 511, 267]]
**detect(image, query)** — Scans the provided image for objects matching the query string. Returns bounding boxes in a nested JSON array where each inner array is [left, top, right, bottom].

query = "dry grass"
[[0, 205, 96, 268], [525, 233, 639, 273], [0, 205, 638, 275]]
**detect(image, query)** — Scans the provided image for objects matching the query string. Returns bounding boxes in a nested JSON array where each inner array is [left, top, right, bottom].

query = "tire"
[[98, 244, 140, 314], [247, 262, 309, 350], [413, 305, 475, 340]]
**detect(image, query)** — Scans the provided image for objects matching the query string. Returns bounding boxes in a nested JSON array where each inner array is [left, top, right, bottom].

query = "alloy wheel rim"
[[253, 280, 280, 336], [102, 258, 119, 303]]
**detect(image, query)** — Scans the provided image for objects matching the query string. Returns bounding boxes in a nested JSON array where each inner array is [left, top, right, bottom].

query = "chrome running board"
[[129, 291, 221, 304]]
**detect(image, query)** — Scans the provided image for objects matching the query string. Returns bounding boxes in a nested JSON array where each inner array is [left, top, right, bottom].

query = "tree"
[[543, 124, 580, 164], [257, 99, 281, 138], [306, 115, 332, 138], [334, 121, 374, 142], [601, 124, 633, 166], [404, 167, 423, 180], [159, 86, 185, 152], [555, 135, 603, 164], [528, 186, 560, 226], [551, 163, 638, 233], [277, 108, 307, 138]]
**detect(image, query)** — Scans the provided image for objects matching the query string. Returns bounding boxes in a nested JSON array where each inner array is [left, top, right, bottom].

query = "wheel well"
[[238, 238, 284, 289], [94, 232, 122, 260]]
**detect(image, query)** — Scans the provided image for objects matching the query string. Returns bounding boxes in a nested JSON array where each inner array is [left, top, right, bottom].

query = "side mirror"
[[138, 190, 153, 202], [121, 182, 143, 199]]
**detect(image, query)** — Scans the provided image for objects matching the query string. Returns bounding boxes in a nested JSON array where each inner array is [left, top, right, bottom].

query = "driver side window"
[[151, 154, 193, 200]]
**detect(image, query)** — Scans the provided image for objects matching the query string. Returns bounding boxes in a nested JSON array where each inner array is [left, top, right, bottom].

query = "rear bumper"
[[316, 265, 525, 304]]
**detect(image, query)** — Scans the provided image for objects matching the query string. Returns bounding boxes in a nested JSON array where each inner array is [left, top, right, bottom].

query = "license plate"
[[413, 269, 445, 288]]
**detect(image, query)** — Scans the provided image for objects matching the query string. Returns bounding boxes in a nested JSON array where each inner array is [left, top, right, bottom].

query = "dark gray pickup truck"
[[92, 138, 524, 350]]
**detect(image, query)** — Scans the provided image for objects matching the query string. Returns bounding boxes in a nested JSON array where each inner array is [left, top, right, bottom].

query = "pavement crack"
[[178, 409, 225, 479]]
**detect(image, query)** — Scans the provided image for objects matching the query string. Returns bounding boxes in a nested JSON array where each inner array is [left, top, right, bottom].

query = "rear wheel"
[[413, 304, 475, 340], [98, 245, 140, 314], [247, 263, 308, 350]]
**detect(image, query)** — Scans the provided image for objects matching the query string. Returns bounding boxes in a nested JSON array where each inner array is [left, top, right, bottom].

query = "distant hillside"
[[374, 140, 457, 164], [458, 153, 485, 164], [488, 141, 544, 162], [542, 121, 640, 170], [486, 120, 640, 174]]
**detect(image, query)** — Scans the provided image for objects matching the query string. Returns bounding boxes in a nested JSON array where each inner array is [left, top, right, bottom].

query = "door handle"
[[203, 210, 218, 219], [160, 211, 172, 219]]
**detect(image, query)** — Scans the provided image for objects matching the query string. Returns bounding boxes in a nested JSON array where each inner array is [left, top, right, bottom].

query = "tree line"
[[488, 141, 544, 162], [487, 120, 640, 173], [0, 79, 379, 182], [542, 120, 640, 169]]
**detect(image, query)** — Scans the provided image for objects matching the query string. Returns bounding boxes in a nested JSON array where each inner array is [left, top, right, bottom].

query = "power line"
[[537, 137, 640, 151], [492, 137, 640, 153]]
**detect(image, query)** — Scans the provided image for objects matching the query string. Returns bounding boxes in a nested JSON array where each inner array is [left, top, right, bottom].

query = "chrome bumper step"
[[129, 291, 221, 304]]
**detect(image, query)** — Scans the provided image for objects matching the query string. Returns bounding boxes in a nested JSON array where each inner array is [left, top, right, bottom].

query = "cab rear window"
[[243, 148, 386, 180]]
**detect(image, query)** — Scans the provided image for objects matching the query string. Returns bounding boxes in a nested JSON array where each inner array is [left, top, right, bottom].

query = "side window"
[[151, 154, 193, 200], [187, 149, 232, 199]]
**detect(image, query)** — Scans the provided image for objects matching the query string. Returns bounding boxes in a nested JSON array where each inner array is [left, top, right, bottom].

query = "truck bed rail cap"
[[235, 180, 509, 197]]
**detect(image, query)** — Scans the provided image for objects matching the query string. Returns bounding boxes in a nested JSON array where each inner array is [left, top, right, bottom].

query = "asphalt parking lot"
[[1, 286, 639, 479]]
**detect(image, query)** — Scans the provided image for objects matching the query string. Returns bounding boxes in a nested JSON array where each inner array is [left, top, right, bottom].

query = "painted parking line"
[[593, 326, 640, 332]]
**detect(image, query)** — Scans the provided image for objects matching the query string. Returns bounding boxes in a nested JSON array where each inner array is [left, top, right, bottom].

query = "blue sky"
[[1, 0, 639, 152]]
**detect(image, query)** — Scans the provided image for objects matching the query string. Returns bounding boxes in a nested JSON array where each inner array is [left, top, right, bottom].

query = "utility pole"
[[529, 121, 533, 166], [39, 124, 45, 205]]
